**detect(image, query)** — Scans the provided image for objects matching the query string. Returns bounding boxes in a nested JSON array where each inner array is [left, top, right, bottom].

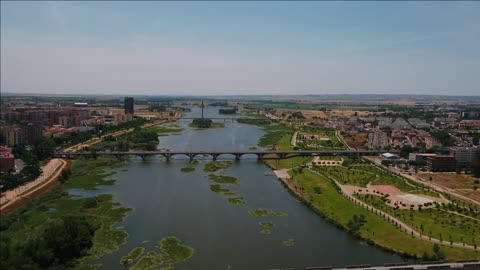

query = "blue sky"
[[1, 1, 479, 95]]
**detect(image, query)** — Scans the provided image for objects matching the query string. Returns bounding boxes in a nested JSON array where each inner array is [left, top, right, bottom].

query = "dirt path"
[[290, 131, 298, 147], [336, 130, 352, 150]]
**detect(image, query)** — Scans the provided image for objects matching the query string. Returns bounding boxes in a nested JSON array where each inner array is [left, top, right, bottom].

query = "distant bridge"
[[174, 117, 254, 122], [54, 150, 393, 161]]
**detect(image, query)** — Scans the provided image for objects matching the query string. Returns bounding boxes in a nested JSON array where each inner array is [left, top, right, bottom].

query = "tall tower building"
[[124, 97, 134, 115]]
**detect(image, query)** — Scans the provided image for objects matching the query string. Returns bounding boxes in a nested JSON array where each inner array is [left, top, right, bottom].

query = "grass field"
[[417, 173, 479, 190], [289, 169, 479, 260], [296, 127, 346, 150], [314, 165, 376, 187], [344, 132, 369, 149], [356, 194, 480, 246], [258, 125, 292, 148]]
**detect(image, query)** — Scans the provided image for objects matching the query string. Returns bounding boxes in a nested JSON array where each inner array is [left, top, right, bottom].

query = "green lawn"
[[313, 165, 376, 187], [290, 169, 479, 260], [356, 193, 480, 247], [296, 128, 346, 150]]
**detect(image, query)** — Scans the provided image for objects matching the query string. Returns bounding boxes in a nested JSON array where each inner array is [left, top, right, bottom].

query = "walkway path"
[[308, 168, 477, 250], [290, 131, 298, 147], [1, 158, 66, 212], [336, 130, 352, 150], [310, 170, 477, 250]]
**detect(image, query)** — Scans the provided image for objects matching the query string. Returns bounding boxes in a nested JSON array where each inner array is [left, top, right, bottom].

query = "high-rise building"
[[449, 147, 478, 168], [124, 97, 134, 115]]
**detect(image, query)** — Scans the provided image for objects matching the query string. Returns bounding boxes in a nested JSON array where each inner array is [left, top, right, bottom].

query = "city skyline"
[[1, 1, 480, 96]]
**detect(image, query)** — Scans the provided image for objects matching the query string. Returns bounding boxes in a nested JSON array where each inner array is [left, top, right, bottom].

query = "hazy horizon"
[[1, 1, 479, 96]]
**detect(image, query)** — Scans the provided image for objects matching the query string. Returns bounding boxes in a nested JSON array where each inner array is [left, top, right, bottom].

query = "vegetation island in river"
[[189, 118, 225, 129]]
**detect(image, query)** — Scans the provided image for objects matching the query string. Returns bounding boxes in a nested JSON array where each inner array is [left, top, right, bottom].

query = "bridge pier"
[[211, 154, 219, 161], [277, 153, 288, 159], [139, 154, 147, 161], [163, 153, 173, 161], [187, 153, 196, 161], [256, 153, 265, 160], [234, 154, 242, 161]]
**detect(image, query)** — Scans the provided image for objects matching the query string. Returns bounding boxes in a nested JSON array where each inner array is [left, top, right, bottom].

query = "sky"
[[1, 1, 479, 96]]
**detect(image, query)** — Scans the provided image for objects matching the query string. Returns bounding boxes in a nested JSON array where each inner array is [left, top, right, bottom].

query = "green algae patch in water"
[[130, 236, 194, 270], [259, 222, 274, 228], [203, 161, 233, 173], [65, 157, 124, 190], [120, 247, 145, 266], [271, 211, 288, 217], [208, 174, 238, 185], [282, 239, 295, 247], [130, 251, 161, 270], [261, 229, 271, 235], [75, 194, 132, 264], [180, 167, 195, 173], [249, 209, 288, 217], [228, 197, 246, 206], [209, 184, 236, 196], [158, 236, 194, 264], [249, 209, 270, 217]]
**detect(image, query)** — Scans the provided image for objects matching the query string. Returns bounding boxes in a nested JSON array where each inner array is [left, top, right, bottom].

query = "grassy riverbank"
[[243, 116, 480, 260], [0, 157, 132, 269], [289, 169, 479, 260]]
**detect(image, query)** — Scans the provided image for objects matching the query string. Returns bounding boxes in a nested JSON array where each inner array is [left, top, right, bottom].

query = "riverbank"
[[275, 168, 479, 260], [0, 158, 69, 215], [240, 116, 480, 260], [0, 157, 134, 270]]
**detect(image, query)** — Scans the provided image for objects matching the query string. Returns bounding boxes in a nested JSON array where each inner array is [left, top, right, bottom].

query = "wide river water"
[[78, 107, 405, 269]]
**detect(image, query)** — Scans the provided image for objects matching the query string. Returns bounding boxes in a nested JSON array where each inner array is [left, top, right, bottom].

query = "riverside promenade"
[[0, 158, 66, 211]]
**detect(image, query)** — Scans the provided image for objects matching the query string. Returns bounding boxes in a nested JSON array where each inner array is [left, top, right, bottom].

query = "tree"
[[399, 145, 418, 159], [191, 118, 212, 128], [33, 138, 56, 160], [43, 215, 95, 263], [12, 144, 29, 160]]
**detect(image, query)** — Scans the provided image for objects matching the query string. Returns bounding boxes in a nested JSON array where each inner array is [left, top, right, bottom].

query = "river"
[[78, 107, 405, 269]]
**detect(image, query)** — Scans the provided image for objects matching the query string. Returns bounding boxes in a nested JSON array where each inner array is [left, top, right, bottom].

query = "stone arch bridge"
[[54, 150, 394, 161]]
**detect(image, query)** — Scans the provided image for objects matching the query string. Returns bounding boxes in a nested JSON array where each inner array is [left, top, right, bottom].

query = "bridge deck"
[[54, 150, 397, 160]]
